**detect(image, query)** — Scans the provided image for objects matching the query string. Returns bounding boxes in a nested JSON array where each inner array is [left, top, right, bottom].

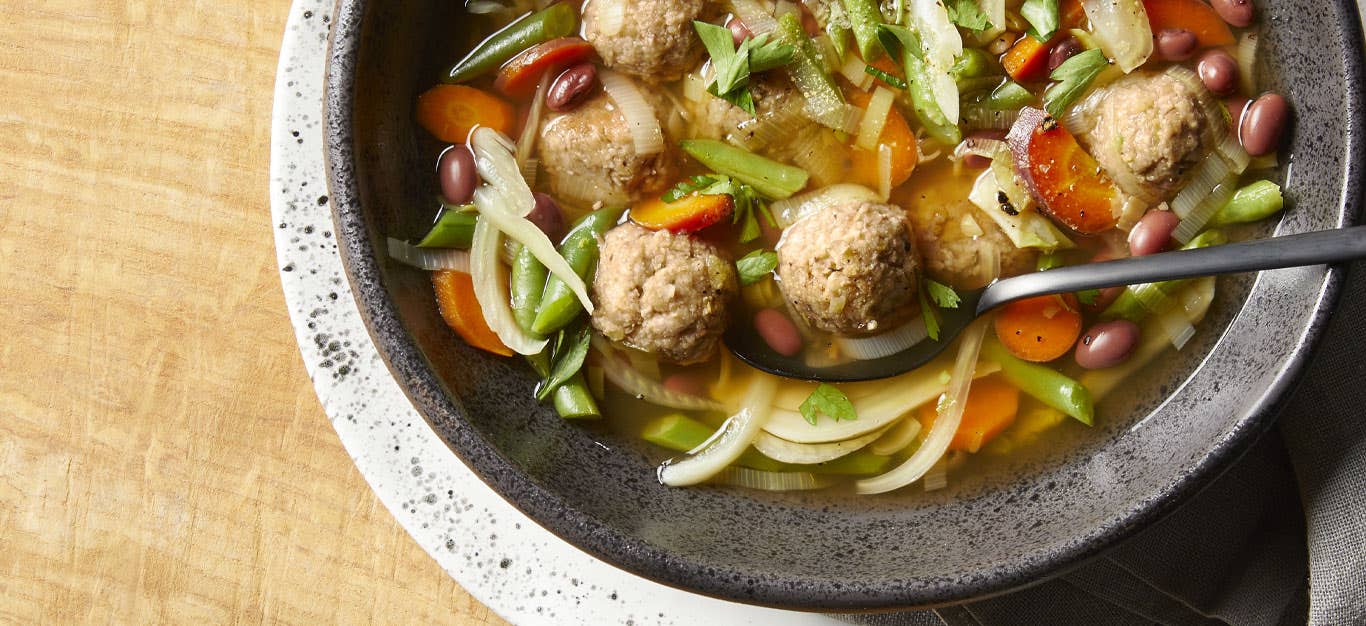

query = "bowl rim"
[[322, 0, 1366, 610]]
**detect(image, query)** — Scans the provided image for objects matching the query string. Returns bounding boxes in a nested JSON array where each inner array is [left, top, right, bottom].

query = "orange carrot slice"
[[994, 293, 1083, 363], [432, 270, 513, 357], [416, 85, 515, 143]]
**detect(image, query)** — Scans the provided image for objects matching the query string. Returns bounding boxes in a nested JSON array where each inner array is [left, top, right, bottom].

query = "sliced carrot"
[[993, 294, 1083, 363], [630, 193, 734, 232], [432, 270, 513, 357], [1008, 108, 1120, 234], [1061, 0, 1087, 29], [416, 85, 515, 143], [1002, 35, 1051, 83], [494, 37, 596, 98], [918, 375, 1021, 453], [846, 89, 919, 189], [1142, 0, 1236, 47]]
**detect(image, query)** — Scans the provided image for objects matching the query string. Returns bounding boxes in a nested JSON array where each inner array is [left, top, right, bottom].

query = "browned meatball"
[[582, 0, 714, 83], [591, 224, 737, 364], [908, 200, 1037, 290], [1086, 71, 1216, 202], [777, 201, 920, 335], [537, 87, 680, 207]]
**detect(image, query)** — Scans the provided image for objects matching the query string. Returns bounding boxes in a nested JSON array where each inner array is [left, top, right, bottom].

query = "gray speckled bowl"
[[324, 0, 1365, 611]]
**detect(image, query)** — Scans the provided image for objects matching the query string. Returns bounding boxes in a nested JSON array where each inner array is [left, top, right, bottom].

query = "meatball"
[[908, 200, 1036, 290], [686, 73, 803, 143], [591, 224, 737, 364], [1086, 71, 1216, 202], [583, 0, 713, 83], [538, 87, 680, 207], [777, 201, 920, 335]]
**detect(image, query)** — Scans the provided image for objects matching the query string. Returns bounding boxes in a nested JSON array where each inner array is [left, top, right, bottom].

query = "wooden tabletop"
[[0, 2, 507, 622]]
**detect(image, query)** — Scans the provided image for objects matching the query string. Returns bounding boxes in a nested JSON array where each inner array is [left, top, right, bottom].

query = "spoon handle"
[[978, 226, 1366, 314]]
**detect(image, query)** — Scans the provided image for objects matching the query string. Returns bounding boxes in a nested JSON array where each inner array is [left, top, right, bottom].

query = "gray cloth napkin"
[[838, 261, 1366, 626]]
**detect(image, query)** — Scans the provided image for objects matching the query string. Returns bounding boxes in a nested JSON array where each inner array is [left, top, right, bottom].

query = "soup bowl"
[[323, 0, 1365, 610]]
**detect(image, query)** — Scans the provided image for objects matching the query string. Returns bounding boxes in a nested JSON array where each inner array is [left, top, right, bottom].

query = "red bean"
[[528, 192, 566, 240], [963, 130, 1006, 169], [1084, 286, 1125, 314], [1240, 93, 1289, 157], [726, 16, 752, 47], [1128, 210, 1181, 257], [1155, 28, 1198, 61], [1074, 320, 1141, 370], [663, 372, 709, 397], [1211, 0, 1255, 28], [1197, 49, 1239, 96], [546, 63, 597, 112], [754, 308, 802, 357], [438, 145, 477, 205], [1048, 37, 1084, 72]]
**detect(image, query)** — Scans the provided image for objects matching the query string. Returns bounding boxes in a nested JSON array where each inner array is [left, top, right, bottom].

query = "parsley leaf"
[[1043, 48, 1108, 117], [865, 65, 908, 90], [799, 384, 857, 425], [1076, 288, 1101, 306], [535, 324, 591, 401], [661, 174, 773, 243], [927, 280, 961, 308], [918, 285, 941, 341], [736, 249, 778, 285], [693, 21, 793, 116], [945, 0, 992, 31], [1020, 0, 1060, 42], [663, 175, 723, 202]]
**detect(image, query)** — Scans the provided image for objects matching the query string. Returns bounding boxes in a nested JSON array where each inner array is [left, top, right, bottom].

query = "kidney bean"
[[1211, 0, 1255, 28], [1128, 210, 1181, 257], [546, 63, 597, 112], [1074, 320, 1141, 370], [1197, 50, 1239, 96], [726, 16, 753, 47], [438, 145, 477, 205], [1240, 93, 1289, 157], [663, 372, 709, 397], [754, 308, 802, 357], [1084, 286, 1125, 314], [1155, 28, 1198, 61], [1048, 37, 1084, 72], [1225, 97, 1250, 132], [528, 192, 566, 240]]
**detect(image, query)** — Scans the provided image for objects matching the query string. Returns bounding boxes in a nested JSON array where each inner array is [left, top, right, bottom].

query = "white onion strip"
[[658, 375, 778, 486], [868, 416, 923, 456], [839, 56, 875, 91], [752, 426, 889, 465], [469, 219, 547, 355], [731, 0, 779, 34], [387, 237, 471, 272], [1080, 0, 1153, 73], [856, 318, 989, 494], [922, 457, 948, 491], [591, 336, 726, 412], [1237, 33, 1258, 97], [876, 143, 894, 200], [1173, 176, 1237, 244], [712, 466, 831, 491], [835, 316, 929, 360], [952, 137, 1007, 162], [770, 183, 882, 228], [515, 73, 551, 171], [599, 70, 664, 156]]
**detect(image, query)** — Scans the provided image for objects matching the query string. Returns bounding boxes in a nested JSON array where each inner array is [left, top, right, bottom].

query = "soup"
[[390, 0, 1288, 494]]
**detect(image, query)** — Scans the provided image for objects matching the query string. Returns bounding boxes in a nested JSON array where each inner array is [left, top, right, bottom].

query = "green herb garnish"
[[1076, 289, 1101, 306], [736, 249, 779, 285], [661, 174, 775, 243], [945, 0, 992, 31], [1043, 48, 1108, 117], [694, 21, 795, 115], [1020, 0, 1060, 41], [918, 285, 941, 341], [864, 65, 908, 90], [927, 279, 961, 309], [799, 384, 857, 425], [535, 324, 591, 401]]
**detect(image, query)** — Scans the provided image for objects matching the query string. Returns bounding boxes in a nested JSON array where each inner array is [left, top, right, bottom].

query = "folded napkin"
[[839, 260, 1366, 625]]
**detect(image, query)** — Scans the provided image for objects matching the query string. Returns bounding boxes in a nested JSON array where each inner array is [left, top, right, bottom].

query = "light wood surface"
[[0, 2, 508, 623]]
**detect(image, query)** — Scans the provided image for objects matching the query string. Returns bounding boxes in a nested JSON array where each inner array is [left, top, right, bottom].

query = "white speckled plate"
[[268, 2, 845, 623]]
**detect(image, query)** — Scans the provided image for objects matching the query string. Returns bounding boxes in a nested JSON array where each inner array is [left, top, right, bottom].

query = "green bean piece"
[[1102, 230, 1228, 322], [1036, 251, 1066, 272], [840, 0, 884, 62], [826, 23, 853, 61], [983, 340, 1095, 425], [988, 80, 1034, 110], [444, 3, 578, 83], [878, 25, 962, 146], [510, 245, 549, 334], [679, 140, 810, 199], [950, 49, 997, 83], [552, 373, 600, 419], [530, 206, 623, 335], [417, 205, 477, 249], [641, 413, 891, 475], [1209, 180, 1284, 226], [774, 14, 850, 133]]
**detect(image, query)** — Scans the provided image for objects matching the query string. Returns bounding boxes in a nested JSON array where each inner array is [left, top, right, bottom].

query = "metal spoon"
[[725, 226, 1366, 382]]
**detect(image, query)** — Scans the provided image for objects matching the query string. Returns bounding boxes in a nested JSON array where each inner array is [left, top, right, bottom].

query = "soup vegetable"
[[393, 0, 1288, 494]]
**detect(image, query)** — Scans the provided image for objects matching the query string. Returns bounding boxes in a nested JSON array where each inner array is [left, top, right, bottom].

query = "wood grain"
[[0, 1, 508, 623]]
